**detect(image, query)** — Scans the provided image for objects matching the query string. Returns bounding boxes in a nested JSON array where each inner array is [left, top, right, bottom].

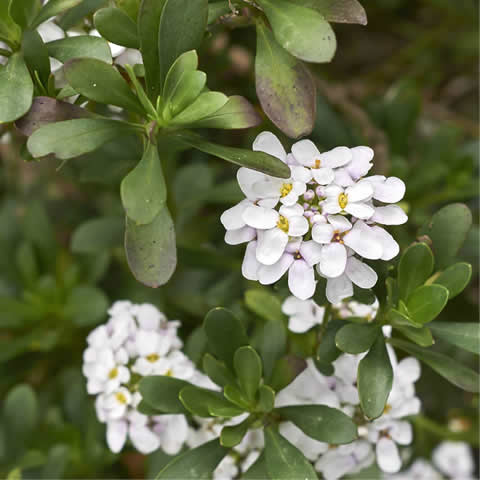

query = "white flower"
[[432, 441, 475, 479], [365, 175, 406, 203], [322, 181, 375, 219], [281, 296, 325, 333], [214, 455, 238, 480], [152, 414, 189, 455], [279, 422, 328, 461], [334, 146, 374, 186], [385, 459, 443, 480], [336, 298, 379, 320], [98, 387, 132, 421]]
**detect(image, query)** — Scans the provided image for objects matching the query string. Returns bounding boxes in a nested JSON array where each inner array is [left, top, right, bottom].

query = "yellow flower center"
[[166, 369, 173, 377], [277, 215, 289, 233], [115, 392, 127, 404], [108, 367, 118, 379], [146, 353, 160, 363], [338, 193, 348, 209], [280, 183, 293, 197], [383, 404, 392, 414], [314, 159, 321, 169]]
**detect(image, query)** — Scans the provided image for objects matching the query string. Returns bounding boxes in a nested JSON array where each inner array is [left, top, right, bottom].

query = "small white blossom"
[[432, 441, 475, 480], [281, 296, 325, 333]]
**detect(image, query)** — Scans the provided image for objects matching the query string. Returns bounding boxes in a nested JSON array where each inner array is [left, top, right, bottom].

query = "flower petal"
[[300, 240, 323, 266], [291, 165, 312, 183], [345, 180, 373, 202], [312, 223, 334, 244], [256, 228, 289, 265], [319, 243, 347, 278], [291, 139, 319, 167], [322, 199, 342, 215], [334, 168, 355, 187], [225, 227, 256, 245], [373, 177, 406, 203], [288, 260, 316, 300], [371, 205, 408, 225], [345, 256, 378, 288], [288, 215, 309, 237], [220, 200, 249, 230], [252, 179, 284, 198], [312, 167, 335, 185], [253, 131, 286, 161], [376, 437, 402, 473], [280, 203, 304, 217], [328, 214, 352, 233], [319, 146, 352, 168], [258, 253, 294, 284], [343, 221, 382, 259], [389, 421, 413, 445], [242, 241, 259, 280], [370, 225, 399, 260], [106, 420, 128, 453], [237, 168, 266, 199], [326, 275, 353, 303], [347, 146, 374, 179], [129, 425, 160, 454], [242, 205, 278, 229], [344, 202, 374, 219]]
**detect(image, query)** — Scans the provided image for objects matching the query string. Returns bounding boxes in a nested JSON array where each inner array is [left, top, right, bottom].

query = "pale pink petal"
[[288, 260, 316, 300], [319, 243, 347, 278], [345, 256, 378, 288], [256, 229, 289, 265], [242, 205, 278, 229], [253, 131, 286, 161], [258, 254, 294, 284]]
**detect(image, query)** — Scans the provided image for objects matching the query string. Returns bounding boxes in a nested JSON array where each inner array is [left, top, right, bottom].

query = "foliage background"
[[0, 0, 478, 477]]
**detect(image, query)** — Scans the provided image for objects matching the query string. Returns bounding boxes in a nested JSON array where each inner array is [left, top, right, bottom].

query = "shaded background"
[[0, 0, 478, 477]]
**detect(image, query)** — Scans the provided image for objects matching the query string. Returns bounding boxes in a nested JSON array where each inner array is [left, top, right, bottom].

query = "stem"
[[413, 415, 479, 446], [0, 48, 12, 58]]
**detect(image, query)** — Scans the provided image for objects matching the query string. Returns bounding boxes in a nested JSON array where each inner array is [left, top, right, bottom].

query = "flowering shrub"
[[0, 0, 477, 479]]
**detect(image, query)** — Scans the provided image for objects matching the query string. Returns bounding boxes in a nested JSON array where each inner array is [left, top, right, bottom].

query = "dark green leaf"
[[0, 1, 21, 44], [255, 19, 316, 138], [71, 216, 123, 254], [207, 1, 231, 24], [139, 376, 191, 414], [398, 242, 434, 301], [245, 289, 284, 322], [42, 444, 69, 480], [15, 241, 38, 286], [9, 0, 41, 30], [397, 325, 433, 347], [30, 0, 82, 28], [316, 319, 346, 365], [58, 0, 107, 30], [173, 131, 290, 178], [203, 353, 236, 387], [277, 405, 357, 444], [179, 386, 243, 417], [167, 70, 206, 119], [270, 355, 307, 392], [433, 262, 472, 299], [64, 58, 143, 114], [125, 205, 177, 288], [22, 29, 50, 86], [243, 451, 269, 479], [294, 0, 367, 25], [419, 203, 472, 269], [429, 322, 480, 355], [47, 35, 112, 64], [4, 384, 37, 441], [406, 285, 449, 325], [257, 384, 275, 412], [257, 0, 336, 63], [234, 346, 262, 401], [264, 427, 318, 480], [389, 338, 479, 393], [64, 285, 108, 326], [358, 334, 393, 419], [27, 118, 135, 159], [335, 323, 379, 354], [223, 384, 251, 410], [220, 419, 249, 447], [94, 7, 139, 48], [0, 53, 33, 123], [204, 307, 249, 370], [156, 439, 228, 479], [170, 91, 228, 125]]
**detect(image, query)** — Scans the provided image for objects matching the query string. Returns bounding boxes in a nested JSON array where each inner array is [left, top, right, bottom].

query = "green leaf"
[[419, 203, 473, 269], [255, 19, 316, 138], [406, 285, 449, 325], [0, 53, 33, 123], [234, 346, 262, 401], [4, 384, 37, 443], [257, 384, 275, 412], [223, 384, 251, 410], [125, 204, 177, 287], [173, 131, 290, 178], [270, 355, 307, 392], [30, 0, 82, 29], [121, 142, 166, 225], [22, 29, 50, 87], [243, 452, 269, 479], [41, 444, 69, 480], [397, 325, 433, 347], [179, 386, 243, 417], [94, 7, 139, 48], [429, 322, 480, 355], [335, 323, 380, 354], [264, 427, 318, 480], [433, 262, 472, 299], [389, 338, 479, 393], [158, 0, 208, 87], [58, 0, 107, 30], [9, 0, 41, 30], [138, 0, 167, 101], [220, 419, 249, 447], [15, 96, 88, 136], [398, 242, 434, 301], [192, 95, 261, 130], [208, 1, 231, 24], [203, 353, 237, 387], [358, 334, 393, 419], [71, 216, 123, 254], [316, 319, 346, 367], [64, 58, 143, 114], [138, 376, 190, 414], [162, 50, 198, 106], [257, 0, 336, 63], [15, 242, 38, 286], [46, 35, 112, 64], [277, 405, 357, 444], [0, 1, 21, 45], [27, 118, 135, 159], [294, 0, 367, 25], [170, 91, 228, 125], [253, 318, 287, 380], [6, 469, 21, 480], [204, 307, 249, 370], [64, 285, 108, 326], [167, 70, 207, 119], [156, 439, 228, 479], [245, 289, 284, 322]]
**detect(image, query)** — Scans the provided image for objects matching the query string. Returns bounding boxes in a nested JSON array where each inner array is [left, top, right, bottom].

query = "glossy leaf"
[[220, 419, 249, 447], [397, 325, 434, 347], [64, 58, 143, 114], [9, 0, 41, 30], [173, 131, 290, 178], [255, 19, 316, 138], [167, 71, 207, 118], [204, 307, 249, 370], [21, 29, 50, 86], [30, 0, 82, 29], [203, 354, 237, 387], [295, 0, 367, 25], [234, 346, 262, 401], [335, 323, 379, 354], [429, 322, 480, 355], [158, 0, 208, 86], [94, 7, 139, 48], [170, 91, 228, 125], [277, 405, 357, 444], [125, 205, 177, 287], [419, 203, 472, 269], [406, 285, 449, 325], [398, 242, 434, 301], [27, 119, 135, 159], [0, 53, 33, 123], [47, 35, 112, 64], [257, 0, 336, 63], [179, 386, 243, 417], [257, 384, 275, 412], [270, 355, 307, 392], [433, 262, 472, 299], [264, 427, 318, 480], [389, 338, 479, 393], [358, 334, 393, 419], [138, 376, 190, 414], [316, 319, 346, 367], [162, 50, 198, 105], [254, 318, 287, 381], [245, 289, 284, 322], [121, 142, 166, 225], [243, 452, 269, 479]]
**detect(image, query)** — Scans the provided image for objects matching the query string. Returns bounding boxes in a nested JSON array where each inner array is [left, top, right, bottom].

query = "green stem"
[[413, 414, 479, 446], [0, 48, 11, 57]]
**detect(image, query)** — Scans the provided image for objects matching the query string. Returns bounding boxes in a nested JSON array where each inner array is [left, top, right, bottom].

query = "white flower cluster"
[[221, 132, 407, 303], [82, 301, 195, 455]]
